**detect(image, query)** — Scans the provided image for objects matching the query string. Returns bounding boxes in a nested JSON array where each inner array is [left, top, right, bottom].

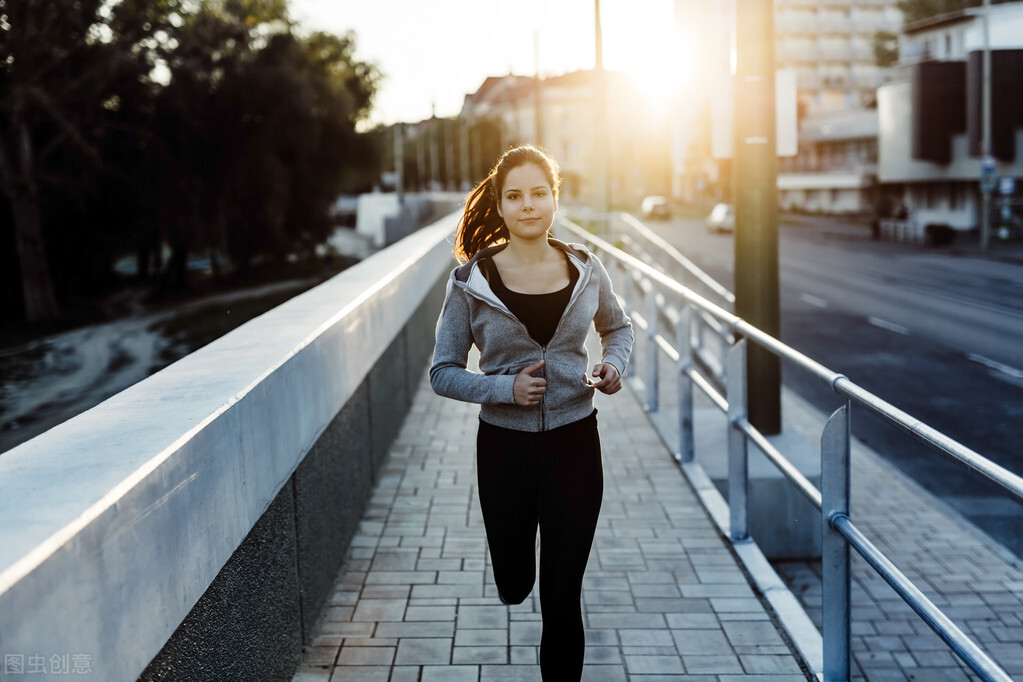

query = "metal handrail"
[[562, 217, 1023, 502], [558, 216, 1021, 682]]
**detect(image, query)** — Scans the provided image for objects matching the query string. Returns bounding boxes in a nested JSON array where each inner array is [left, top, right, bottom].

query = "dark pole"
[[733, 0, 781, 434], [534, 30, 544, 147], [594, 0, 609, 222]]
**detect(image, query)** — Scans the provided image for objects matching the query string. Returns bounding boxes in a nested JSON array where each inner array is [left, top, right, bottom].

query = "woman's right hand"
[[513, 360, 546, 406]]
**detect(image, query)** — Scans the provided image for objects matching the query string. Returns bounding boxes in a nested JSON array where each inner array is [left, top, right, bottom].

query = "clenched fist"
[[513, 360, 546, 406]]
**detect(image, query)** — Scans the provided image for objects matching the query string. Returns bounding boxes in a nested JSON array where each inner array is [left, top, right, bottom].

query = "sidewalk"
[[642, 352, 1023, 682], [291, 369, 811, 682], [775, 391, 1023, 682]]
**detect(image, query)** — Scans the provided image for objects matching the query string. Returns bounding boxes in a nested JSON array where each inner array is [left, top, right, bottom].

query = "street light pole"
[[394, 123, 404, 204], [733, 0, 781, 434], [593, 0, 609, 223], [980, 0, 992, 250]]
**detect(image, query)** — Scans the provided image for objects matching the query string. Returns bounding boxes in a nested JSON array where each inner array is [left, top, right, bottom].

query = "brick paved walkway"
[[291, 370, 810, 681]]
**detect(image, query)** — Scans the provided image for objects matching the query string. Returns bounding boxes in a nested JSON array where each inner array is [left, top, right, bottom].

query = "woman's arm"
[[429, 277, 518, 405], [591, 256, 634, 379]]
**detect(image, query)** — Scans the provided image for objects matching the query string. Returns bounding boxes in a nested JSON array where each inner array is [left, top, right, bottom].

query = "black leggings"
[[476, 410, 603, 681]]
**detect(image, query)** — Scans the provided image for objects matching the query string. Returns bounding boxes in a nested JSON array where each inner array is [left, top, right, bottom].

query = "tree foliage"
[[897, 0, 1018, 24], [873, 31, 900, 68], [0, 0, 381, 322]]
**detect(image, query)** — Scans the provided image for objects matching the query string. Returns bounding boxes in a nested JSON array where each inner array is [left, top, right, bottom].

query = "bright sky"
[[289, 0, 686, 126]]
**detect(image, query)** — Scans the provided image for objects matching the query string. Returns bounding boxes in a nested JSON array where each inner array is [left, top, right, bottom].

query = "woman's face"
[[496, 162, 558, 243]]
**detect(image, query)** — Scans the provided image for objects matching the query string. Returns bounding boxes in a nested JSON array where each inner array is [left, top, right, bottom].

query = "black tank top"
[[480, 255, 578, 347]]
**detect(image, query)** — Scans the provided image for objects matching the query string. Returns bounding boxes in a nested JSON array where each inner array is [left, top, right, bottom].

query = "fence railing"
[[558, 214, 1023, 682]]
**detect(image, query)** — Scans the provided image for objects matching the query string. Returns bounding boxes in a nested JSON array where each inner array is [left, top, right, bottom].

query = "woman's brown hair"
[[454, 145, 561, 263]]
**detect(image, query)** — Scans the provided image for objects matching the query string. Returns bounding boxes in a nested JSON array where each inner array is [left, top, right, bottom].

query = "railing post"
[[822, 403, 851, 682], [644, 279, 659, 412], [620, 266, 634, 319], [726, 339, 749, 541], [677, 304, 695, 463]]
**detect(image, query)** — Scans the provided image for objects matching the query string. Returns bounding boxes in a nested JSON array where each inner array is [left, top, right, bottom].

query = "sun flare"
[[601, 5, 695, 103]]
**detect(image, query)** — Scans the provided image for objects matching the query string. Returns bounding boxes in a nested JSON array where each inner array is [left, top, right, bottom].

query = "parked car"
[[705, 203, 734, 232], [640, 195, 672, 220]]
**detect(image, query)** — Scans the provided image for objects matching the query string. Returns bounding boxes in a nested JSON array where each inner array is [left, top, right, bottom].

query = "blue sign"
[[980, 156, 997, 192], [998, 176, 1015, 195]]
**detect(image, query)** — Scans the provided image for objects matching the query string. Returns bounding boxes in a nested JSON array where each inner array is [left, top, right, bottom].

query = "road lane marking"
[[799, 293, 828, 308], [967, 353, 1023, 380], [867, 316, 909, 335]]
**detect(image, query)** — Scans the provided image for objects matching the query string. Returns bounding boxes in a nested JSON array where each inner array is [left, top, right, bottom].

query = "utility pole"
[[460, 120, 470, 192], [534, 30, 544, 147], [733, 0, 781, 434], [593, 0, 609, 223], [980, 0, 992, 250], [430, 105, 440, 190], [445, 120, 456, 190], [394, 123, 404, 203]]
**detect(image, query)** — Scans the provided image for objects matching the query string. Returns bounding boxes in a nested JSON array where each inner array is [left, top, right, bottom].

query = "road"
[[640, 212, 1023, 558]]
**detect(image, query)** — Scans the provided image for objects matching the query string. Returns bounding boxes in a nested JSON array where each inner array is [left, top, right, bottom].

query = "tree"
[[897, 0, 1018, 24], [1, 0, 383, 317], [0, 0, 180, 321], [154, 21, 381, 277], [873, 31, 900, 68]]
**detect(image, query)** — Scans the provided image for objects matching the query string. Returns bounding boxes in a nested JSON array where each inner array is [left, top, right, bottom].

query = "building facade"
[[455, 70, 673, 209], [877, 2, 1023, 237], [672, 0, 901, 215]]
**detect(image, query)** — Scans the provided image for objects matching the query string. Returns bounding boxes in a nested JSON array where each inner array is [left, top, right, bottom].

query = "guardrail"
[[558, 214, 1023, 682]]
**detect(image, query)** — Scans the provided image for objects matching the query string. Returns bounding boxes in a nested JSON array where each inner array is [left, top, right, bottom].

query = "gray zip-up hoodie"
[[430, 239, 633, 432]]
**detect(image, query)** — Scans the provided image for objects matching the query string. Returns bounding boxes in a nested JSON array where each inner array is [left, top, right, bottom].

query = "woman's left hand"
[[590, 363, 622, 395]]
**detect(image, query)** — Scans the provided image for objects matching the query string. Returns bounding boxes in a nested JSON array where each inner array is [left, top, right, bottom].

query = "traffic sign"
[[980, 156, 997, 193], [998, 176, 1015, 195]]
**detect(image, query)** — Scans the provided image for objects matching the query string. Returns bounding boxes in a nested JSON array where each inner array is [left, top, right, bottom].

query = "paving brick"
[[739, 653, 807, 674], [584, 646, 622, 664], [455, 628, 507, 647], [587, 612, 667, 629], [672, 628, 732, 656], [404, 605, 456, 621], [624, 654, 684, 675], [509, 621, 542, 646], [682, 653, 745, 674], [420, 665, 478, 681], [299, 646, 336, 667], [722, 620, 787, 649], [374, 622, 455, 639], [510, 646, 538, 665], [335, 645, 394, 667], [481, 664, 543, 681], [327, 667, 392, 681], [618, 629, 676, 647], [351, 598, 407, 622], [458, 604, 508, 629], [393, 637, 453, 665]]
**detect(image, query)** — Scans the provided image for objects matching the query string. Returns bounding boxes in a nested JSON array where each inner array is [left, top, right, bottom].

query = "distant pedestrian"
[[430, 145, 633, 680]]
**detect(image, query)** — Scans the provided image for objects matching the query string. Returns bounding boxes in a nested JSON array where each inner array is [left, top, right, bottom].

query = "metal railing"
[[558, 215, 1023, 682]]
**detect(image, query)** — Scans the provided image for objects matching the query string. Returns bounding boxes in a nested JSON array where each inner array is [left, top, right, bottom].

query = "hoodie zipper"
[[461, 252, 593, 432], [540, 345, 547, 431]]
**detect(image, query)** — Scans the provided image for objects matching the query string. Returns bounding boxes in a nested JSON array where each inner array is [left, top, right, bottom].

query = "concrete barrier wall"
[[0, 213, 460, 681]]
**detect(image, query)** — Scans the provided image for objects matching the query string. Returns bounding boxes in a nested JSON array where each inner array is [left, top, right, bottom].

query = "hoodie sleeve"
[[430, 274, 518, 405], [591, 255, 633, 377]]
